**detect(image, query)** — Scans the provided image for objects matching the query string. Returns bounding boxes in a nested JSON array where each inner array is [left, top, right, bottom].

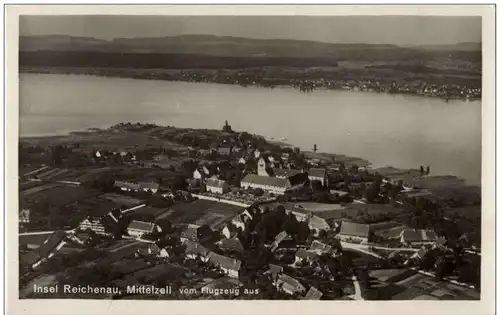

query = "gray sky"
[[20, 15, 481, 46]]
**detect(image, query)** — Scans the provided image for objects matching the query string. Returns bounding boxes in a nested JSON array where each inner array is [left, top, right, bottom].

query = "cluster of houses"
[[240, 156, 328, 196], [114, 180, 160, 194]]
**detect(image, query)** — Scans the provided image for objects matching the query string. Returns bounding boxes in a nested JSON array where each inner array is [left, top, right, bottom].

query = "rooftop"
[[272, 168, 303, 178], [207, 252, 242, 271], [303, 286, 323, 300], [308, 168, 327, 178], [241, 174, 290, 189], [127, 220, 155, 233], [339, 222, 371, 238], [206, 178, 228, 189]]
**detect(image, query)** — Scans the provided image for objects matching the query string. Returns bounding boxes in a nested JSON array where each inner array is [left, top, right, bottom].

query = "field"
[[160, 199, 244, 229]]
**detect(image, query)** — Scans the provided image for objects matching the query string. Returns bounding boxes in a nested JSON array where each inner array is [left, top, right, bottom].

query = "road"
[[348, 275, 365, 301], [108, 240, 142, 253], [340, 241, 383, 259], [19, 229, 74, 236], [23, 166, 49, 177]]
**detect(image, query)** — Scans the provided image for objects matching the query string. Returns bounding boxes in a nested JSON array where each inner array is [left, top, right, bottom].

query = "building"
[[257, 157, 273, 177], [254, 148, 261, 159], [308, 168, 329, 187], [78, 209, 122, 236], [308, 215, 331, 236], [193, 169, 204, 180], [218, 147, 232, 156], [309, 240, 333, 256], [294, 248, 319, 265], [184, 240, 210, 261], [304, 287, 323, 300], [126, 220, 157, 238], [138, 182, 159, 194], [218, 238, 244, 253], [148, 242, 170, 258], [207, 252, 242, 278], [264, 264, 283, 283], [272, 168, 303, 179], [180, 224, 213, 243], [241, 174, 301, 195], [270, 231, 292, 252], [275, 274, 306, 296], [336, 222, 371, 243], [71, 231, 93, 245], [400, 229, 439, 246], [206, 178, 229, 194], [19, 209, 30, 224], [114, 180, 141, 192], [21, 231, 67, 269]]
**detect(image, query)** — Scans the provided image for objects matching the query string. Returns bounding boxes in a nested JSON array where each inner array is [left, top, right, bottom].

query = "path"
[[347, 275, 365, 301], [340, 241, 383, 259], [19, 229, 74, 236], [23, 166, 49, 177], [109, 240, 142, 253]]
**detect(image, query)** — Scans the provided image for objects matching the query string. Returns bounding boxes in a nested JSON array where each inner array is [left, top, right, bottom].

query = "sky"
[[19, 15, 481, 46]]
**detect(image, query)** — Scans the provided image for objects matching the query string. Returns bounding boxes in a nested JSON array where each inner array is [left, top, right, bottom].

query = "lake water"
[[20, 73, 481, 186]]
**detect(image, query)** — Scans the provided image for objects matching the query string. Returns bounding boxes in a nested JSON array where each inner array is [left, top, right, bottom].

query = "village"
[[18, 121, 481, 300]]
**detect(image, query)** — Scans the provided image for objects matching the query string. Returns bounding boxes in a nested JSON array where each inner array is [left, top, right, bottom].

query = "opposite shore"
[[20, 66, 481, 102]]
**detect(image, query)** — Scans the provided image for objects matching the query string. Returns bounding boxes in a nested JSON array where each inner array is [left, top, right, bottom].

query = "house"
[[78, 208, 122, 236], [72, 231, 93, 245], [270, 231, 292, 252], [19, 209, 30, 224], [294, 248, 319, 265], [254, 148, 261, 159], [266, 264, 284, 282], [308, 215, 331, 236], [218, 238, 244, 253], [218, 147, 232, 156], [275, 274, 306, 295], [238, 155, 252, 165], [138, 182, 159, 194], [114, 180, 141, 192], [336, 222, 371, 243], [184, 240, 210, 261], [308, 168, 329, 187], [193, 169, 204, 180], [148, 242, 170, 258], [303, 286, 323, 300], [241, 174, 297, 195], [329, 189, 350, 199], [206, 178, 229, 194], [411, 247, 429, 260], [21, 231, 67, 269], [400, 229, 439, 246], [272, 168, 303, 179], [207, 252, 242, 278], [309, 240, 333, 256], [180, 224, 213, 243], [127, 220, 157, 238]]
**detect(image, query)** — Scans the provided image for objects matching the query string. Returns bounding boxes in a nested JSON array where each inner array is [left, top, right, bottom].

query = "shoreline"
[[20, 124, 476, 188], [19, 67, 481, 102]]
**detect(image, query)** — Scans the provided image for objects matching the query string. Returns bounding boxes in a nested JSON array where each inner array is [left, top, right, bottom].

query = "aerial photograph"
[[18, 14, 481, 301]]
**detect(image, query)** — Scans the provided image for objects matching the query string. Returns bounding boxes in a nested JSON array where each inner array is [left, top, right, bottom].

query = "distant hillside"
[[416, 42, 482, 52], [18, 34, 480, 62]]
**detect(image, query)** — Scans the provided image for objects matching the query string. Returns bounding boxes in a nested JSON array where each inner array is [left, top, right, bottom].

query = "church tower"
[[257, 157, 271, 177]]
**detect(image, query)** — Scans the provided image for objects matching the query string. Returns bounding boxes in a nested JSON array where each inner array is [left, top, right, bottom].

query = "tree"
[[253, 188, 264, 197], [420, 165, 425, 176], [426, 165, 430, 175]]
